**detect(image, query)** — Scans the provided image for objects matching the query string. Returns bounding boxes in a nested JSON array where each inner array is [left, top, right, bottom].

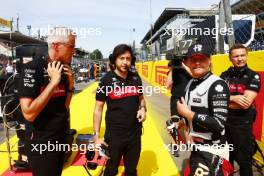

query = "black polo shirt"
[[220, 66, 261, 119], [18, 59, 69, 142], [96, 71, 143, 134]]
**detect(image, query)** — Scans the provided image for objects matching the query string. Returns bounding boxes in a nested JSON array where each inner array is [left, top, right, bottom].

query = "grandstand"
[[140, 0, 264, 59], [140, 8, 216, 60]]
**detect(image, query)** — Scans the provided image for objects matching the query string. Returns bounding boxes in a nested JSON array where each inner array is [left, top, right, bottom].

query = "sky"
[[0, 0, 223, 57]]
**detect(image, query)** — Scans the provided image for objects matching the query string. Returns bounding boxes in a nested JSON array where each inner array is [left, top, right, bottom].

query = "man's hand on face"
[[63, 64, 75, 90], [48, 61, 63, 86]]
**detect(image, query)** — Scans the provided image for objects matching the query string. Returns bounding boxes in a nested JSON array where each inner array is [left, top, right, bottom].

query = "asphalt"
[[142, 81, 190, 174]]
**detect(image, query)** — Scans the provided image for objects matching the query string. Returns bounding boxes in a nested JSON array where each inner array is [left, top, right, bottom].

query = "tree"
[[90, 49, 103, 60]]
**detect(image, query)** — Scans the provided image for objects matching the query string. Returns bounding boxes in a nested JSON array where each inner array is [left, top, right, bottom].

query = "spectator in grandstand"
[[87, 64, 90, 79], [93, 63, 97, 78], [100, 63, 107, 77], [90, 62, 94, 79]]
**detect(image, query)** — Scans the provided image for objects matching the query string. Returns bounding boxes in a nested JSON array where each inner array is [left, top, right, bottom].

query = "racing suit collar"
[[193, 72, 212, 83]]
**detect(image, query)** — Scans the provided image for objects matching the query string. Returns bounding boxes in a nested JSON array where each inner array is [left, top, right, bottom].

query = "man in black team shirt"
[[176, 43, 231, 175], [93, 44, 146, 176], [18, 27, 76, 176], [220, 44, 261, 176]]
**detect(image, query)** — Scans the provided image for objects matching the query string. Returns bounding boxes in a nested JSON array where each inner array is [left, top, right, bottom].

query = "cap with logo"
[[187, 43, 212, 59]]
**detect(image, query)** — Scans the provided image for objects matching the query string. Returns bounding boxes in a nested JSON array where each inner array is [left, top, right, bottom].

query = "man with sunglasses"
[[18, 27, 76, 176]]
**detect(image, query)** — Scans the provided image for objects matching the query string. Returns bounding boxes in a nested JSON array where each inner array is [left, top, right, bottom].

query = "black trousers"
[[189, 150, 224, 176], [226, 121, 253, 176], [27, 151, 65, 176], [104, 131, 141, 176], [25, 138, 66, 176]]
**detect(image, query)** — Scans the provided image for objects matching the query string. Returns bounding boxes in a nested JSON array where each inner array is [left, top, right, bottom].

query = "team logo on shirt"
[[22, 57, 33, 64], [193, 98, 201, 103], [229, 84, 245, 94], [132, 76, 138, 81], [193, 44, 202, 52], [24, 79, 34, 87], [197, 114, 206, 121], [25, 73, 33, 78], [215, 84, 223, 92], [24, 69, 35, 74], [108, 86, 139, 99], [23, 69, 36, 88], [194, 163, 209, 175], [111, 77, 120, 84]]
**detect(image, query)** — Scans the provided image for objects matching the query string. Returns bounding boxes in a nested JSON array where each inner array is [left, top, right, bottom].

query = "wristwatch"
[[93, 131, 100, 137]]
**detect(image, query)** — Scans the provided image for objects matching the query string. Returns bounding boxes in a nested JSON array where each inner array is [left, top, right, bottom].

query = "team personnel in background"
[[220, 44, 261, 176], [18, 27, 76, 176], [90, 62, 94, 79], [166, 55, 192, 123], [165, 55, 192, 146], [176, 43, 231, 175], [94, 63, 97, 79], [93, 44, 146, 176]]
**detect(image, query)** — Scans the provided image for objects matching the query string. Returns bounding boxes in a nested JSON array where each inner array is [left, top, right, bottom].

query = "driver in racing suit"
[[177, 43, 232, 175]]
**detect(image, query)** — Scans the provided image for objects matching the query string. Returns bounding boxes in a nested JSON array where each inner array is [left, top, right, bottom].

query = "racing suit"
[[185, 72, 231, 175]]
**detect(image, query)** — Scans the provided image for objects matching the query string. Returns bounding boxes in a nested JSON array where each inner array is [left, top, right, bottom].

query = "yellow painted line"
[[0, 136, 19, 174], [138, 102, 179, 176], [0, 82, 179, 176]]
